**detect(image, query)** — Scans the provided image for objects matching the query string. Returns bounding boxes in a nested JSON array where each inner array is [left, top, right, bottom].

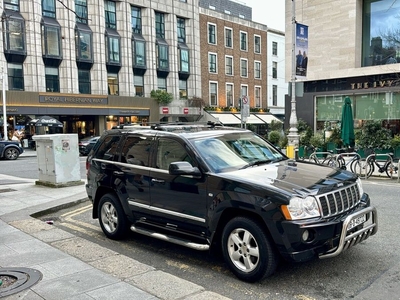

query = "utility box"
[[33, 134, 83, 187]]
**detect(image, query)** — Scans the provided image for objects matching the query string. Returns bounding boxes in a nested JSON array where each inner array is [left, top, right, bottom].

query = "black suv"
[[0, 139, 24, 160], [85, 123, 378, 282]]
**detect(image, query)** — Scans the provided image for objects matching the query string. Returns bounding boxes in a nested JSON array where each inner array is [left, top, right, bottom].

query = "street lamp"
[[287, 0, 299, 158]]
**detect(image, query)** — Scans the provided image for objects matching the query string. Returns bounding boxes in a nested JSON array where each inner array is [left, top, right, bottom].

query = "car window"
[[120, 135, 152, 167], [156, 138, 193, 170], [94, 135, 121, 161]]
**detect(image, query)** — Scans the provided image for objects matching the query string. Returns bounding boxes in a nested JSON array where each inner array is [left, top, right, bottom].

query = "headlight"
[[356, 178, 364, 198], [281, 196, 320, 220]]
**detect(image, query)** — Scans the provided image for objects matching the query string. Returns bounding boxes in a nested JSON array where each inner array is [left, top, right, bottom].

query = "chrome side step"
[[130, 224, 210, 251]]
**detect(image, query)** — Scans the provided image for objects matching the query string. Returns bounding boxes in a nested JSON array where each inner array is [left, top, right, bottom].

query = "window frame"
[[254, 60, 261, 79], [240, 58, 248, 78], [209, 81, 218, 106], [272, 61, 277, 79], [208, 22, 217, 45], [272, 41, 278, 56], [208, 52, 217, 74], [131, 6, 142, 34], [104, 0, 117, 29], [224, 27, 232, 48], [226, 83, 234, 107], [254, 34, 261, 54], [272, 85, 278, 106], [7, 62, 24, 91], [240, 31, 247, 51], [225, 55, 233, 76], [254, 86, 261, 108]]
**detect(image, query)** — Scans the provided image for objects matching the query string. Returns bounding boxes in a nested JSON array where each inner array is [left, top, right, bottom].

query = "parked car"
[[0, 139, 24, 160], [85, 123, 378, 282], [79, 136, 100, 155]]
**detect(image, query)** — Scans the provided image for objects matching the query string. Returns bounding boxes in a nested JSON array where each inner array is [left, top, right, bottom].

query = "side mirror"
[[169, 161, 201, 177]]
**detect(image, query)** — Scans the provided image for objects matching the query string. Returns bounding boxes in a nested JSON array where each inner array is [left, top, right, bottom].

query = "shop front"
[[285, 73, 400, 136], [1, 91, 159, 143]]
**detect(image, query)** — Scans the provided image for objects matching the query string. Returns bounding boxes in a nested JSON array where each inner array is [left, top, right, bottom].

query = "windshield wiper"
[[240, 159, 272, 169]]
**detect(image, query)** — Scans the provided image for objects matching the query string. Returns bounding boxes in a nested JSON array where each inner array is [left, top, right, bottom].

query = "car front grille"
[[316, 183, 361, 218]]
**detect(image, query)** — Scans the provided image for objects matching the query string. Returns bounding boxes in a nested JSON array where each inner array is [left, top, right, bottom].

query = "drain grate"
[[0, 267, 42, 297], [0, 188, 16, 194]]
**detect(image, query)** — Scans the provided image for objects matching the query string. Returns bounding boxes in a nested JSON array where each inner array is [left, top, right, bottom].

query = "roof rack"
[[112, 121, 224, 131]]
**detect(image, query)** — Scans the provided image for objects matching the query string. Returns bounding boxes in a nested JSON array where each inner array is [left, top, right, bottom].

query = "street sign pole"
[[241, 96, 249, 129]]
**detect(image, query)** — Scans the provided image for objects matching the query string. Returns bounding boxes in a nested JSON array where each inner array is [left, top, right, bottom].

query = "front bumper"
[[277, 205, 378, 262]]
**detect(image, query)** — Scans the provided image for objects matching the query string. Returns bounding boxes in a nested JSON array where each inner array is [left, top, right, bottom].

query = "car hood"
[[219, 160, 357, 197]]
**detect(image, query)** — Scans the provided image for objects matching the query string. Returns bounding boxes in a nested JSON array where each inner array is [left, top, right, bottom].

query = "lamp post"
[[287, 0, 299, 158], [1, 67, 7, 140]]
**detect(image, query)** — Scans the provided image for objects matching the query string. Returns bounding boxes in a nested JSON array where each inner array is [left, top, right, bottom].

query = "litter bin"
[[33, 134, 83, 187]]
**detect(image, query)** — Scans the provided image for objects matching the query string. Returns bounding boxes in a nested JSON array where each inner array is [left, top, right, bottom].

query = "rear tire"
[[221, 217, 278, 282], [385, 161, 397, 178], [351, 159, 373, 178], [98, 193, 129, 240]]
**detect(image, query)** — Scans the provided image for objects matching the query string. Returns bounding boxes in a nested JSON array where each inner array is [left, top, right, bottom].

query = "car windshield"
[[192, 132, 286, 173]]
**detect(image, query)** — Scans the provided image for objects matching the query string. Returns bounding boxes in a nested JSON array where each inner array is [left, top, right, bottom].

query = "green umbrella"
[[340, 97, 355, 147]]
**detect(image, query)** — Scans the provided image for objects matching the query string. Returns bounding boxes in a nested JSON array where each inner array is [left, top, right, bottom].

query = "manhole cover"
[[0, 267, 42, 298]]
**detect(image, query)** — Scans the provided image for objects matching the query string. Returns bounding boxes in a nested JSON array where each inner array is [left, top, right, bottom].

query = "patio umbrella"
[[29, 116, 63, 128], [340, 97, 355, 148]]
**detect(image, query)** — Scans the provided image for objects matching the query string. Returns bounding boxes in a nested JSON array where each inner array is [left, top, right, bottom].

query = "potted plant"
[[391, 134, 400, 158], [326, 126, 342, 152], [150, 89, 173, 105], [268, 130, 281, 147], [356, 120, 392, 157]]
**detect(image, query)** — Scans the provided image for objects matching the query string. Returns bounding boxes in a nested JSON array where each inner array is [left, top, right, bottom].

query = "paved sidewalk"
[[0, 172, 230, 300]]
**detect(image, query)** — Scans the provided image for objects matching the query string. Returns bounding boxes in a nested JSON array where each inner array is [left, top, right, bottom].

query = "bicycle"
[[353, 150, 398, 179], [333, 148, 362, 174], [307, 146, 336, 167]]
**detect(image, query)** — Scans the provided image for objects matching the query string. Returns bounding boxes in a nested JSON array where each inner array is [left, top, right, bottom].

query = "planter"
[[394, 147, 400, 159], [326, 142, 337, 153]]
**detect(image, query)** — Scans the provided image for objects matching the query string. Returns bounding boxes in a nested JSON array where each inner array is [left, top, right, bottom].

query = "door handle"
[[151, 178, 165, 184], [113, 171, 124, 176]]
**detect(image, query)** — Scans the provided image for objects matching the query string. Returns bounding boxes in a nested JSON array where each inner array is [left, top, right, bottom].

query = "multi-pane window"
[[131, 6, 142, 34], [45, 66, 59, 92], [155, 12, 165, 39], [8, 63, 24, 90], [254, 61, 261, 79], [240, 58, 248, 77], [3, 17, 25, 53], [132, 39, 146, 67], [42, 0, 56, 18], [78, 69, 91, 94], [177, 17, 186, 43], [106, 35, 120, 64], [4, 0, 19, 11], [255, 86, 261, 107], [105, 0, 116, 29], [209, 82, 218, 106], [209, 53, 217, 73], [75, 0, 88, 24], [179, 48, 189, 73], [157, 44, 169, 69], [272, 41, 278, 55], [225, 56, 233, 75], [41, 24, 61, 56], [241, 85, 248, 97], [272, 85, 278, 106], [208, 23, 216, 44], [226, 83, 234, 106], [107, 72, 119, 95], [134, 75, 144, 96], [179, 79, 188, 99], [157, 77, 167, 90], [254, 35, 261, 54], [75, 28, 92, 60], [240, 31, 247, 51], [272, 61, 277, 79], [225, 27, 232, 48]]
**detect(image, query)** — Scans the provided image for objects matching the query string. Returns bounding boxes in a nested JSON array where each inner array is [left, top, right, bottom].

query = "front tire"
[[4, 148, 20, 160], [98, 193, 128, 240], [221, 217, 278, 282]]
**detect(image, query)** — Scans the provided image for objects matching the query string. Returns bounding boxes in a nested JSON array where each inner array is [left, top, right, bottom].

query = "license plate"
[[348, 214, 366, 231]]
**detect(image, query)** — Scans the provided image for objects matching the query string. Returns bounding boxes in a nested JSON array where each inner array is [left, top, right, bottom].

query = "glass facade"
[[362, 0, 400, 67]]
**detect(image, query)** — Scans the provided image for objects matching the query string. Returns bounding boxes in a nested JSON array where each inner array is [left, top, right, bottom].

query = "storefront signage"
[[39, 95, 108, 104], [350, 80, 396, 90]]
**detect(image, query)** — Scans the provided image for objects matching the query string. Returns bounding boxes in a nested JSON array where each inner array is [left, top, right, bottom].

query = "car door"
[[148, 136, 208, 236], [118, 133, 153, 220]]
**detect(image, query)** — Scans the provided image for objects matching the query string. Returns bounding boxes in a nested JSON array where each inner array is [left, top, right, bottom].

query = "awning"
[[234, 114, 266, 124], [253, 114, 282, 124], [210, 113, 241, 124]]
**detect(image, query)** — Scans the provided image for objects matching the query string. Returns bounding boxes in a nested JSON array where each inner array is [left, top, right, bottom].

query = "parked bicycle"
[[352, 150, 398, 179], [302, 146, 336, 167], [333, 148, 362, 173]]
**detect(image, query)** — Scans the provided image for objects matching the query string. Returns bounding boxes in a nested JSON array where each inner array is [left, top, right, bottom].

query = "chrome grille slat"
[[316, 183, 361, 218]]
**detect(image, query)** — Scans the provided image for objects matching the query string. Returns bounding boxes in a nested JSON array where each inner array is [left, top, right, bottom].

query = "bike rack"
[[335, 152, 361, 165], [363, 153, 395, 180]]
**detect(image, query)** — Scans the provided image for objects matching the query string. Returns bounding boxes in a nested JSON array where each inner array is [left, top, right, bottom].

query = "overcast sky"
[[243, 0, 285, 31]]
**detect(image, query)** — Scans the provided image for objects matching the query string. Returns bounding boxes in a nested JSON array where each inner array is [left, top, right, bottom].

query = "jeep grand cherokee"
[[85, 123, 377, 282]]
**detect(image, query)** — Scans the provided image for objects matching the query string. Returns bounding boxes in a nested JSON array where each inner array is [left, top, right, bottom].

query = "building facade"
[[284, 0, 400, 136], [1, 0, 202, 139], [198, 0, 252, 20], [267, 29, 285, 120]]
